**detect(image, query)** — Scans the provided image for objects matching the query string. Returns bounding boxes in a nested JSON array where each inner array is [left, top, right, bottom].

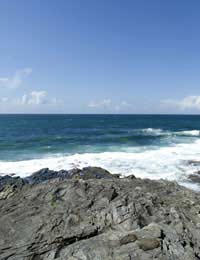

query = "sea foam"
[[141, 128, 200, 137], [1, 138, 200, 190]]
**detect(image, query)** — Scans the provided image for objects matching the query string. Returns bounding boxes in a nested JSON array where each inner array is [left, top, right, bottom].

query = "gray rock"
[[0, 167, 200, 259], [120, 233, 137, 245], [138, 238, 160, 251], [26, 166, 117, 184], [0, 175, 27, 192]]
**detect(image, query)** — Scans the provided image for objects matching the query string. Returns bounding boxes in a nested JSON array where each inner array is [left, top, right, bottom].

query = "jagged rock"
[[0, 175, 27, 192], [26, 168, 70, 184], [26, 166, 116, 184], [0, 167, 200, 259], [69, 166, 118, 180]]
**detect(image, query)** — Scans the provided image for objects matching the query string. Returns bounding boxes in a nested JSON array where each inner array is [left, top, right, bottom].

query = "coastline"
[[1, 167, 200, 259], [1, 114, 200, 192]]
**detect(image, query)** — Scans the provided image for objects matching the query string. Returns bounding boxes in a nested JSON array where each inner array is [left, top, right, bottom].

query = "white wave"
[[141, 128, 200, 137], [177, 130, 200, 136], [141, 128, 166, 136], [1, 139, 200, 190]]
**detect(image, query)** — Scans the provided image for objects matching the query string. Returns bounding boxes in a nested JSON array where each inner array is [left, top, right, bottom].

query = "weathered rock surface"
[[25, 166, 118, 184], [0, 167, 200, 259]]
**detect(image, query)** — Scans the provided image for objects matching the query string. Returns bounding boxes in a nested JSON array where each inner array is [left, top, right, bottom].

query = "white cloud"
[[88, 99, 131, 112], [0, 68, 32, 88], [88, 99, 112, 108], [1, 91, 62, 107], [23, 91, 47, 105], [162, 95, 200, 111]]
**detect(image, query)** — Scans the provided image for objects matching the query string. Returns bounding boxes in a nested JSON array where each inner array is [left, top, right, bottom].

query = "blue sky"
[[0, 0, 200, 113]]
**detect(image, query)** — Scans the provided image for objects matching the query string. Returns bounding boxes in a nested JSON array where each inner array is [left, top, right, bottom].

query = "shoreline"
[[1, 158, 200, 192]]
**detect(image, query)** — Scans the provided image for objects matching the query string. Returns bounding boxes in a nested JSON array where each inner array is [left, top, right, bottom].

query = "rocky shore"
[[1, 167, 200, 260]]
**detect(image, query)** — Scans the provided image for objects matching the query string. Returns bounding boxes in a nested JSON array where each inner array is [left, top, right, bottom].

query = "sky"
[[0, 0, 200, 114]]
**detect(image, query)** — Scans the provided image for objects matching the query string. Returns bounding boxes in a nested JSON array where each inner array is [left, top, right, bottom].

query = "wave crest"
[[140, 128, 200, 137], [141, 128, 165, 135], [177, 130, 200, 136]]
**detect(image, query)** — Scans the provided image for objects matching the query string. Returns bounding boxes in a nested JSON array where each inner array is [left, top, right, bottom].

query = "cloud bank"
[[162, 95, 200, 111], [19, 91, 47, 105], [1, 91, 62, 106], [0, 68, 64, 113]]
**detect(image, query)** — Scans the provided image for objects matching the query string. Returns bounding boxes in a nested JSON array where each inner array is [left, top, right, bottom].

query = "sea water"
[[0, 114, 200, 189]]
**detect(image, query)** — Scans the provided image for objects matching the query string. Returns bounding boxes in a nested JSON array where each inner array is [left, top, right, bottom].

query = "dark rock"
[[70, 166, 116, 180], [112, 174, 121, 178], [188, 160, 200, 166], [0, 175, 27, 192], [26, 168, 70, 184], [188, 174, 200, 183], [26, 167, 115, 185], [126, 174, 136, 179]]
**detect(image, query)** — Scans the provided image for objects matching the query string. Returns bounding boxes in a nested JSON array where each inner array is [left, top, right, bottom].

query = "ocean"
[[0, 114, 200, 189]]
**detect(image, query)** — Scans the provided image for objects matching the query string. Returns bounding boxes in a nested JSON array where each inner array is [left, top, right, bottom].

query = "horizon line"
[[0, 113, 200, 116]]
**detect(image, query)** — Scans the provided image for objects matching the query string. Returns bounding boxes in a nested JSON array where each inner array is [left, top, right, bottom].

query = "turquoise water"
[[0, 114, 200, 160], [0, 114, 200, 188]]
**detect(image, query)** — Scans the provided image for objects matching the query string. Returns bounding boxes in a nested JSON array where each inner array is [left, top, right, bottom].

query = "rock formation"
[[0, 167, 200, 259]]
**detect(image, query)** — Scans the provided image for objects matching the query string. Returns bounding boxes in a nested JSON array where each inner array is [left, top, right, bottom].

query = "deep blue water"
[[0, 114, 200, 161], [1, 115, 200, 189]]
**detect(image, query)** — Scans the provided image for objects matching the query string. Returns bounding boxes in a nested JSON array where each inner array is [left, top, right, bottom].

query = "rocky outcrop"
[[25, 166, 118, 184], [0, 167, 200, 259]]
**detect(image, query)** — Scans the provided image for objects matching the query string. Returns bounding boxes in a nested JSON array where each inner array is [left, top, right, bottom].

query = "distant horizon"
[[0, 113, 200, 116]]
